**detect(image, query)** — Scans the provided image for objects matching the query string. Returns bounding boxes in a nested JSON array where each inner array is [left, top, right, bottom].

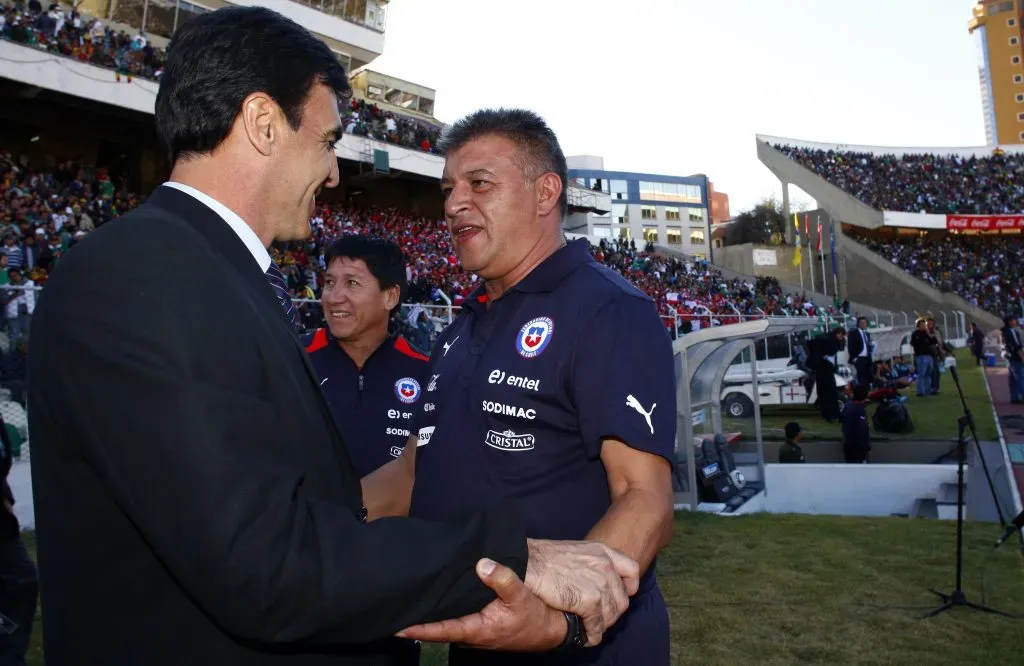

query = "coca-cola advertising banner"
[[946, 215, 1024, 231]]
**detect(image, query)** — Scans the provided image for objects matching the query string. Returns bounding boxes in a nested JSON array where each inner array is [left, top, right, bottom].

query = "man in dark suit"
[[27, 8, 638, 666], [0, 417, 36, 666], [847, 316, 874, 389]]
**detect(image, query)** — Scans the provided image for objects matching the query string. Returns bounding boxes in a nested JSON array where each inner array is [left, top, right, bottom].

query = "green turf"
[[22, 510, 1024, 665], [720, 348, 999, 442]]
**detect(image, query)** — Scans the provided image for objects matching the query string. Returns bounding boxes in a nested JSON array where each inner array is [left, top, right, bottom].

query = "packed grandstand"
[[1, 149, 843, 349], [770, 141, 1024, 319]]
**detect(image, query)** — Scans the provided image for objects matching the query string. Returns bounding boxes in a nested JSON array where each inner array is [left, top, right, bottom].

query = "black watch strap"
[[556, 612, 586, 652]]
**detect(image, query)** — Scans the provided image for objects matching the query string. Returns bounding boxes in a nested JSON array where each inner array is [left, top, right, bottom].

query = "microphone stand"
[[923, 366, 1014, 618]]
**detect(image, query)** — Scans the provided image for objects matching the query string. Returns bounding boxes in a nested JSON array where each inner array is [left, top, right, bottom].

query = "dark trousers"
[[0, 534, 37, 666], [853, 356, 872, 388]]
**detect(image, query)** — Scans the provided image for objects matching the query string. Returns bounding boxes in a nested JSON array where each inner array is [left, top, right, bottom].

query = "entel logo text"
[[388, 409, 413, 419], [488, 369, 541, 391]]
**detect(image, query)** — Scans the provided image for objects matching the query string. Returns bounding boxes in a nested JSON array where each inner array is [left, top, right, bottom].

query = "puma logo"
[[626, 395, 656, 435], [320, 377, 329, 386], [443, 336, 459, 357]]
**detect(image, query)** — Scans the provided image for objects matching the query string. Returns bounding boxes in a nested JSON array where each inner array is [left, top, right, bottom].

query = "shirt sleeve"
[[571, 293, 677, 461]]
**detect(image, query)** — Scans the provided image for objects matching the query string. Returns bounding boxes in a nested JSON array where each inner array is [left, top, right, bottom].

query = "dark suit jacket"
[[847, 327, 871, 362], [27, 186, 528, 666]]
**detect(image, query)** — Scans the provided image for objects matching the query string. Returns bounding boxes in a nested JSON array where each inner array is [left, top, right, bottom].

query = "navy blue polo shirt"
[[304, 329, 430, 477], [410, 239, 676, 663]]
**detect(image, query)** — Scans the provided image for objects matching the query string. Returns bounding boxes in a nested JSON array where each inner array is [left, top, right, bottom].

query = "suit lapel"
[[142, 187, 358, 477]]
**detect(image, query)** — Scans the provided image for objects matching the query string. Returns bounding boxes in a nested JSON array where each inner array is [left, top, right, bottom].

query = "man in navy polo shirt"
[[303, 235, 430, 502], [407, 109, 676, 665]]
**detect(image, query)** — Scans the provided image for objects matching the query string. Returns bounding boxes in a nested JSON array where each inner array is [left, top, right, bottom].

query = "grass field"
[[22, 510, 1024, 665], [721, 349, 999, 442]]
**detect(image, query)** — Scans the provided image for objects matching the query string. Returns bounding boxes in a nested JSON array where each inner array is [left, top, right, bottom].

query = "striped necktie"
[[265, 263, 298, 328]]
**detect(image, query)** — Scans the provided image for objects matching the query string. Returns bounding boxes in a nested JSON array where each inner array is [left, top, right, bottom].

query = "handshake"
[[397, 539, 640, 652]]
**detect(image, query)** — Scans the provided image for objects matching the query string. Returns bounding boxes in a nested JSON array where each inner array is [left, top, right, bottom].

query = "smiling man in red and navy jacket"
[[302, 235, 430, 481]]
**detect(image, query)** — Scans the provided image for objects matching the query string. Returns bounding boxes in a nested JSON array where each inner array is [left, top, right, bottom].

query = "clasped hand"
[[397, 539, 639, 652]]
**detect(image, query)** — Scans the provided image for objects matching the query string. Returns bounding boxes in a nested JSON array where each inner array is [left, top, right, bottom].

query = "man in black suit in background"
[[847, 316, 874, 389], [27, 8, 637, 666]]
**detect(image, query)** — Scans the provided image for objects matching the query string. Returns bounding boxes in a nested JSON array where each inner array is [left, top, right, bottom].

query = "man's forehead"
[[443, 137, 520, 176]]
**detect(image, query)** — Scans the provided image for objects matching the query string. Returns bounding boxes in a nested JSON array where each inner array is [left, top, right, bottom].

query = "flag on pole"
[[829, 220, 837, 276], [792, 213, 802, 267], [805, 213, 816, 292], [816, 219, 823, 252]]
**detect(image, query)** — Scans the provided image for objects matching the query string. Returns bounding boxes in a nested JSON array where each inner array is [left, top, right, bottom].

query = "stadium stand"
[[756, 136, 1018, 329], [773, 144, 1024, 215], [1, 147, 846, 351], [0, 1, 442, 155], [852, 232, 1023, 319]]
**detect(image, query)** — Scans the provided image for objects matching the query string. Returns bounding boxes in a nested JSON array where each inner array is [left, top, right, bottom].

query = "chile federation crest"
[[394, 377, 422, 404], [516, 317, 554, 359]]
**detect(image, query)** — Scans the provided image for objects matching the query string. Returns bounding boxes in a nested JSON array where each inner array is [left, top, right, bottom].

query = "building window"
[[641, 206, 657, 220], [688, 208, 706, 223], [1017, 93, 1024, 102], [1010, 17, 1018, 26], [1020, 131, 1024, 141], [638, 181, 702, 204], [643, 227, 659, 243], [617, 226, 631, 241], [610, 180, 628, 200], [991, 0, 1015, 15], [690, 229, 706, 245], [611, 203, 627, 225], [1013, 36, 1021, 46], [592, 226, 612, 239], [1014, 55, 1022, 65], [666, 227, 682, 245], [665, 207, 681, 221], [591, 178, 610, 194], [1019, 111, 1024, 121], [1016, 74, 1024, 84]]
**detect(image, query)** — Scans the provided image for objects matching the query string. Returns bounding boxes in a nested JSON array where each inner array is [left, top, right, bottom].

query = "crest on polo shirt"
[[516, 316, 554, 359], [394, 377, 421, 404]]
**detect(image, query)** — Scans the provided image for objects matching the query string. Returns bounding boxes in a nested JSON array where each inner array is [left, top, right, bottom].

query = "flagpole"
[[806, 214, 816, 293], [818, 214, 827, 299], [830, 218, 839, 298], [793, 213, 804, 291]]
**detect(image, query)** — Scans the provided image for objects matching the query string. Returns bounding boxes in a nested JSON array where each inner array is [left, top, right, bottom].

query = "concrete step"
[[913, 498, 939, 519], [938, 482, 962, 505]]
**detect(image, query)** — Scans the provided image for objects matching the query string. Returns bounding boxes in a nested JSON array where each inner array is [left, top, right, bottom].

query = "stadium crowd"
[[0, 149, 838, 350], [774, 144, 1024, 215], [859, 233, 1024, 319], [0, 1, 443, 154]]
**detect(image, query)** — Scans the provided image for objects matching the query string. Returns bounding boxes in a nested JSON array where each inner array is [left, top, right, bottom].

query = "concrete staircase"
[[907, 482, 962, 520]]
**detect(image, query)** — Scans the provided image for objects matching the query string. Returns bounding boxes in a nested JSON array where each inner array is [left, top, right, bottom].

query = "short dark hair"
[[155, 6, 350, 163], [852, 384, 869, 401], [438, 108, 568, 217], [326, 235, 407, 305]]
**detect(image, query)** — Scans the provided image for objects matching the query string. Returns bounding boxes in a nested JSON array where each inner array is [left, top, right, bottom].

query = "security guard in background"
[[303, 235, 430, 480], [407, 109, 676, 665]]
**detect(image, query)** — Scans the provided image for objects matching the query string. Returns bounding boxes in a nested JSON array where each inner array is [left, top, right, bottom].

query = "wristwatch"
[[556, 612, 587, 651]]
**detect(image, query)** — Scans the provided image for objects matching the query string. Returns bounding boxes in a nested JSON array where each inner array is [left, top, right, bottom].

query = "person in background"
[[303, 236, 430, 486], [969, 322, 986, 366], [926, 317, 944, 395], [910, 319, 937, 398], [1003, 315, 1024, 405], [847, 316, 874, 389], [778, 422, 805, 463], [0, 417, 37, 666], [841, 385, 872, 464]]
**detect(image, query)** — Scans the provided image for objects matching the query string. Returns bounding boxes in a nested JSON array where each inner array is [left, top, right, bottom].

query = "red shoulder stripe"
[[305, 328, 329, 353], [394, 336, 430, 362]]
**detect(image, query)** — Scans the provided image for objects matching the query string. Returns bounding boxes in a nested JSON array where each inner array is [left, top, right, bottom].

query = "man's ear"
[[383, 284, 401, 312], [535, 172, 563, 218], [239, 93, 278, 157]]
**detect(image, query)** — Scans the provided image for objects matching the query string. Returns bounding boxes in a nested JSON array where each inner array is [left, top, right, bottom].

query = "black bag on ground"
[[873, 399, 914, 434]]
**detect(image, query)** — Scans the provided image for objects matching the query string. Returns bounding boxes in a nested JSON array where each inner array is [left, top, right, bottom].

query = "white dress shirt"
[[162, 181, 272, 273]]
